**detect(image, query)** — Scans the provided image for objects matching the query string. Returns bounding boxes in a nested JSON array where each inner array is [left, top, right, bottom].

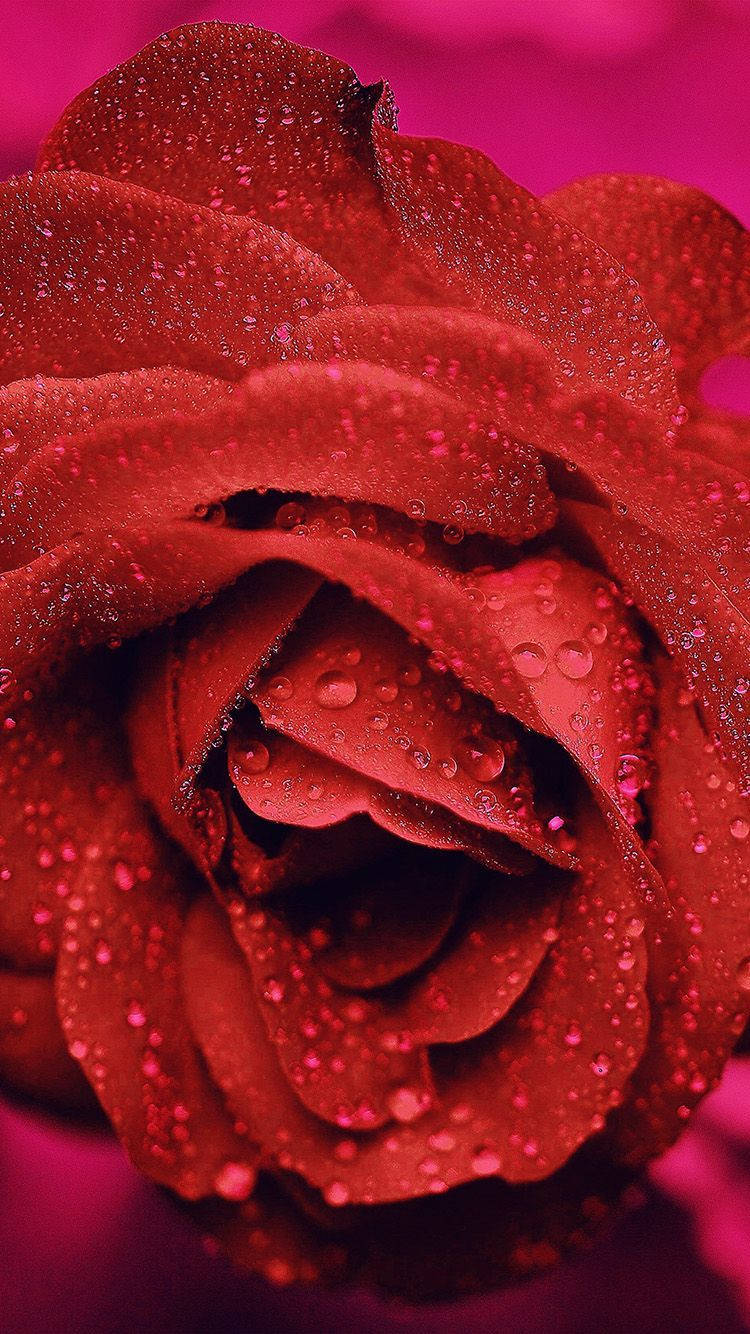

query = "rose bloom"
[[0, 20, 748, 1299]]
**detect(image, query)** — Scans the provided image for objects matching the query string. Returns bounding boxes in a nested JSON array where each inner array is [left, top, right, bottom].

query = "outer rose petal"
[[0, 669, 125, 970], [55, 784, 259, 1200], [545, 175, 750, 397], [38, 23, 676, 415], [0, 968, 96, 1110], [0, 171, 351, 385], [0, 360, 556, 567], [0, 368, 226, 490], [612, 661, 750, 1165], [566, 499, 750, 795]]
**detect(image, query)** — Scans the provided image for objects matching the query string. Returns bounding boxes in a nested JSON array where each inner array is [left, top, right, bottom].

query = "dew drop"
[[267, 675, 293, 701], [215, 1161, 256, 1201], [241, 740, 270, 774], [387, 1086, 428, 1123], [454, 734, 505, 783], [323, 1180, 351, 1207], [314, 670, 358, 709], [375, 678, 398, 703], [554, 640, 594, 680], [471, 1145, 501, 1176], [126, 1000, 147, 1029], [730, 816, 749, 841], [591, 1051, 611, 1077], [615, 753, 647, 799], [275, 501, 307, 530], [511, 642, 548, 679], [584, 620, 608, 646]]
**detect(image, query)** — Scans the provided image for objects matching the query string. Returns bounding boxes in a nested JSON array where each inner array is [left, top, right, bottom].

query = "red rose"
[[0, 20, 748, 1298]]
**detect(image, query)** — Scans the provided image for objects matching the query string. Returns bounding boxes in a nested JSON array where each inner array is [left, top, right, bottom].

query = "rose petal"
[[229, 723, 535, 875], [185, 801, 647, 1203], [246, 587, 569, 864], [55, 785, 258, 1199], [39, 23, 675, 415], [545, 174, 750, 398], [612, 661, 750, 1165], [0, 968, 96, 1110], [0, 670, 124, 970], [226, 893, 436, 1132], [392, 869, 563, 1044], [281, 845, 466, 992], [0, 359, 556, 568], [0, 171, 350, 385], [0, 368, 226, 491], [566, 499, 750, 794]]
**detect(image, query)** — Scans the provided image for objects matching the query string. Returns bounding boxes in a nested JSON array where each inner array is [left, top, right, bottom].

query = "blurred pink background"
[[2, 3, 750, 1331]]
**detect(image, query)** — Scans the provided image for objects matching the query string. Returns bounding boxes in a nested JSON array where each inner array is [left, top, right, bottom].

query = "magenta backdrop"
[[2, 4, 750, 1331]]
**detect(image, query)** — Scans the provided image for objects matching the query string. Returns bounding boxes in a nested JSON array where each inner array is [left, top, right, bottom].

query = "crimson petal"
[[612, 661, 750, 1165], [39, 24, 674, 415], [185, 800, 647, 1203], [55, 786, 258, 1199], [246, 589, 569, 865], [0, 171, 350, 386], [545, 174, 750, 398], [0, 968, 96, 1110]]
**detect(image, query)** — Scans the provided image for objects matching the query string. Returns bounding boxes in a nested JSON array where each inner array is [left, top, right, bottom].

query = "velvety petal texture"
[[0, 19, 748, 1301]]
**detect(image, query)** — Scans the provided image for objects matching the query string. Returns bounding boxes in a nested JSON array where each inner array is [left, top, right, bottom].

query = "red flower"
[[0, 21, 748, 1298]]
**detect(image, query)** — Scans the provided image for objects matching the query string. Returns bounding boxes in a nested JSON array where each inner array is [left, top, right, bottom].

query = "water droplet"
[[471, 1145, 501, 1176], [241, 741, 270, 774], [323, 1180, 351, 1207], [215, 1161, 256, 1201], [591, 1051, 610, 1077], [511, 642, 548, 679], [585, 621, 608, 646], [262, 977, 285, 1004], [730, 816, 749, 841], [387, 1086, 428, 1123], [314, 670, 358, 709], [554, 640, 594, 680], [442, 523, 464, 545], [375, 678, 398, 703], [275, 501, 307, 529], [454, 734, 505, 783], [267, 675, 293, 701], [126, 1000, 147, 1028], [615, 753, 647, 799]]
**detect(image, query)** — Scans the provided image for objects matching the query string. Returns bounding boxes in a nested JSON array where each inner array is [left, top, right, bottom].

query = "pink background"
[[2, 3, 750, 1331]]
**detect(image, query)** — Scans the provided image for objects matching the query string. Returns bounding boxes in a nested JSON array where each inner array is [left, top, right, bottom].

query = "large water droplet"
[[314, 670, 358, 710], [454, 734, 505, 783], [241, 740, 270, 774], [511, 642, 548, 679], [615, 753, 647, 799], [471, 1145, 501, 1176], [554, 640, 594, 679]]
